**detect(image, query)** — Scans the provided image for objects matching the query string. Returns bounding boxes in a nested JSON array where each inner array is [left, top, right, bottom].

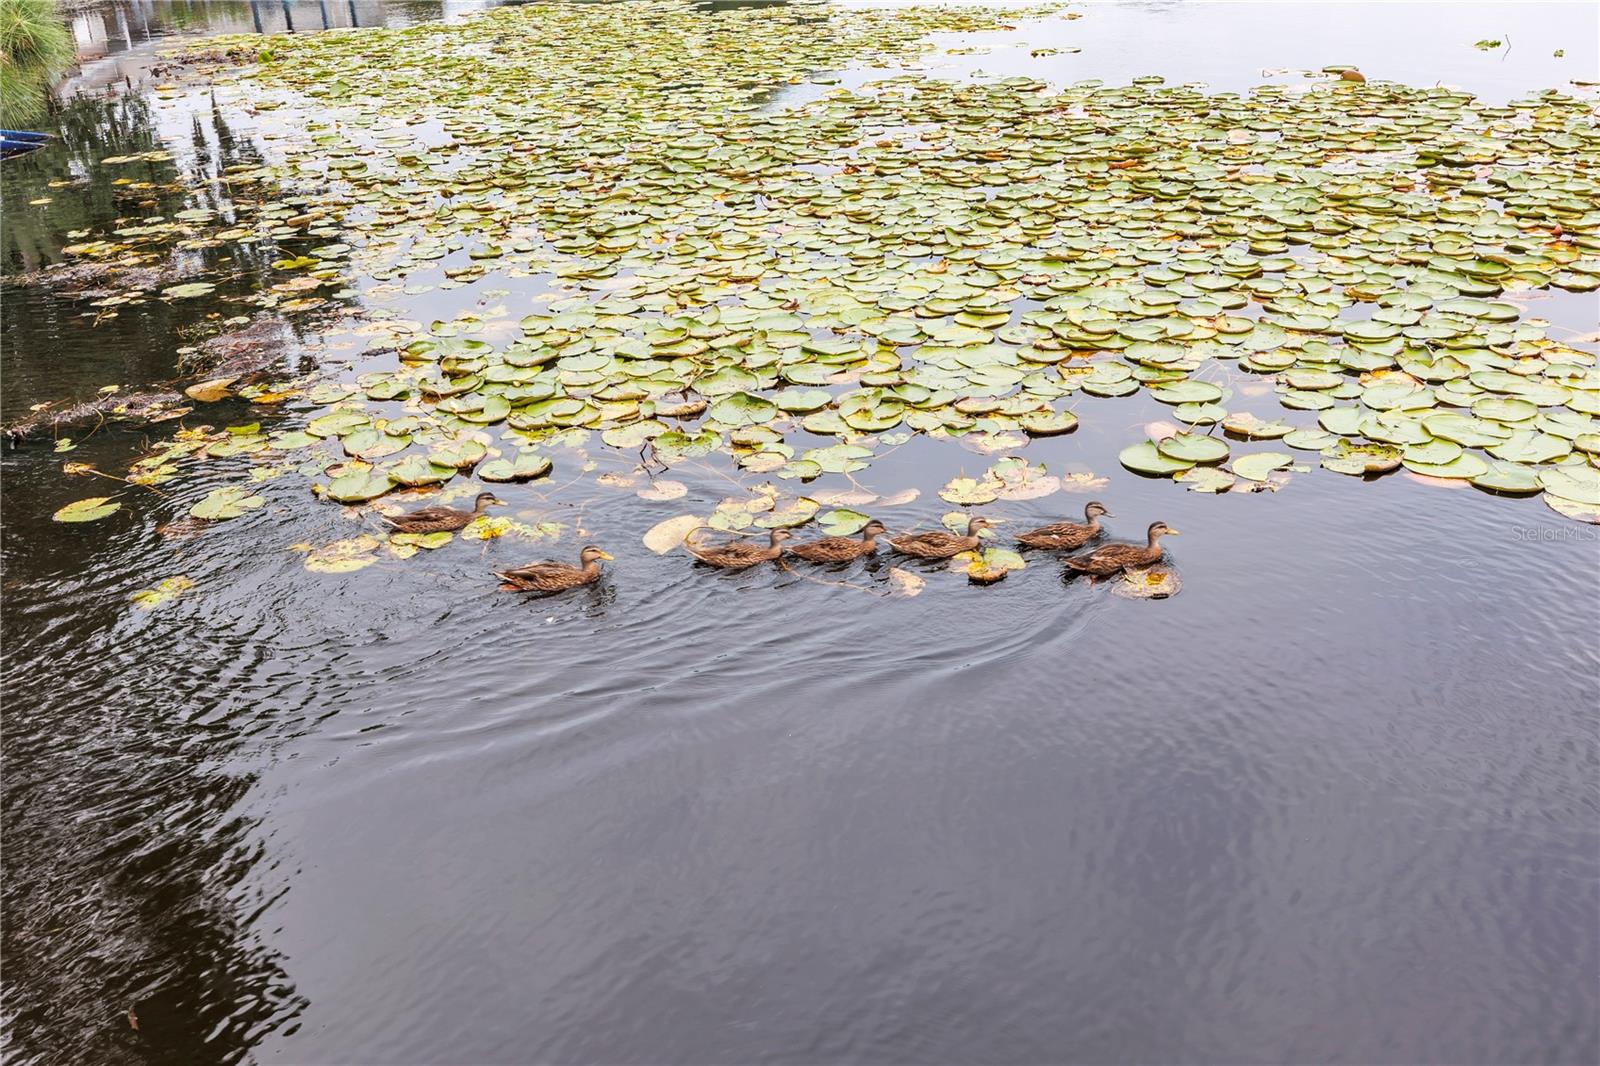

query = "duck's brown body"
[[888, 516, 993, 559], [684, 528, 791, 570], [788, 521, 885, 563], [383, 491, 502, 534], [1016, 502, 1109, 550], [1064, 522, 1177, 575], [497, 546, 611, 593]]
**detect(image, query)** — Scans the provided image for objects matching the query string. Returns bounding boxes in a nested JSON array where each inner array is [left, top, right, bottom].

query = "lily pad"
[[643, 514, 703, 554], [1157, 433, 1229, 464], [479, 451, 553, 482], [325, 470, 395, 503], [1120, 441, 1196, 476], [1231, 452, 1293, 481], [129, 575, 195, 609], [190, 486, 267, 521], [1539, 466, 1600, 506], [1175, 466, 1236, 493], [53, 496, 121, 523]]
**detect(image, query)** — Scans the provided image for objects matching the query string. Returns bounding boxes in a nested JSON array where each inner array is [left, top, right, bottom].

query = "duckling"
[[787, 520, 887, 563], [1064, 521, 1179, 576], [382, 491, 502, 534], [496, 545, 611, 593], [1015, 501, 1110, 550], [684, 528, 792, 570], [887, 516, 994, 559]]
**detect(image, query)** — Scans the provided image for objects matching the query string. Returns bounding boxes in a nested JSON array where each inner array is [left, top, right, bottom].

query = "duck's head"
[[770, 529, 795, 543], [580, 545, 613, 565], [475, 492, 506, 509], [1149, 521, 1179, 539], [860, 520, 887, 538], [967, 516, 996, 534], [1085, 501, 1111, 519]]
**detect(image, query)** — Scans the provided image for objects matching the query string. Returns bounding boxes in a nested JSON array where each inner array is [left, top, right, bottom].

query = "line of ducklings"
[[681, 502, 1177, 577], [378, 494, 1178, 594]]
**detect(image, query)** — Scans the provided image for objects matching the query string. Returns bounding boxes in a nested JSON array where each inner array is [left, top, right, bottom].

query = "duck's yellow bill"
[[597, 550, 615, 560], [1165, 528, 1181, 535]]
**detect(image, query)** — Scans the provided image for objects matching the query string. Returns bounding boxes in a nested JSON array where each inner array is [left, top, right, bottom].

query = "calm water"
[[3, 3, 1599, 1064]]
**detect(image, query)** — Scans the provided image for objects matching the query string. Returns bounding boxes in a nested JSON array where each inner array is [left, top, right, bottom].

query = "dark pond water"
[[3, 3, 1598, 1064]]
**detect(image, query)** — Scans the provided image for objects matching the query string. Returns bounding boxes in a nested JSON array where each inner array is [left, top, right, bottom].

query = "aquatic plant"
[[0, 0, 73, 126], [41, 1, 1600, 544]]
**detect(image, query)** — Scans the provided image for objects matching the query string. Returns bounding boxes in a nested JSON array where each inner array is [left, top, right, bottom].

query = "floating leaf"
[[818, 508, 871, 536], [390, 531, 454, 549], [1175, 467, 1235, 493], [162, 282, 216, 299], [302, 535, 382, 573], [53, 496, 120, 523], [1112, 566, 1182, 600], [1120, 441, 1195, 476], [185, 377, 236, 403], [1157, 433, 1229, 464], [1231, 452, 1293, 482], [1539, 466, 1600, 506], [939, 475, 1001, 505], [887, 567, 925, 597], [461, 516, 513, 540], [190, 486, 266, 521], [643, 514, 703, 554], [130, 576, 195, 609], [755, 496, 820, 529], [637, 479, 688, 501], [953, 547, 1025, 585], [479, 451, 553, 483], [325, 470, 395, 503]]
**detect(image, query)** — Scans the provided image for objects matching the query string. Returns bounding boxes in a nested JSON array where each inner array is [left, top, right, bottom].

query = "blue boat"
[[1, 129, 54, 159]]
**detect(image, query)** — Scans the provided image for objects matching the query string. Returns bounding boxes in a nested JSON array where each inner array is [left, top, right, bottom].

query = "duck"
[[684, 528, 792, 570], [496, 545, 611, 593], [381, 491, 503, 534], [1064, 521, 1178, 576], [887, 515, 994, 559], [1015, 501, 1110, 550], [787, 520, 887, 563]]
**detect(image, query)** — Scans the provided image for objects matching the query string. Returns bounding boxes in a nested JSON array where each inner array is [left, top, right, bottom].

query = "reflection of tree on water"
[[0, 535, 306, 1062], [3, 86, 273, 273]]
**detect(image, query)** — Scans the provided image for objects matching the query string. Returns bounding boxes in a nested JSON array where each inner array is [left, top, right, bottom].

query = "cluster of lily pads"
[[51, 152, 354, 318], [46, 0, 1600, 539]]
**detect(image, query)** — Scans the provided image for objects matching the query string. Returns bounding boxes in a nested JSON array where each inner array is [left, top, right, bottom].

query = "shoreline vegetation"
[[1, 0, 74, 126]]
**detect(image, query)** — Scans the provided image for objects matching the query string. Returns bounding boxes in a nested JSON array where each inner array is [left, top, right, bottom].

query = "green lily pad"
[[190, 485, 267, 521], [1539, 466, 1600, 506], [1469, 461, 1544, 496], [479, 451, 553, 483], [1402, 453, 1490, 479], [1157, 433, 1229, 464], [708, 391, 778, 427], [1120, 441, 1196, 476], [388, 456, 456, 487], [1231, 451, 1292, 481], [1486, 431, 1571, 464], [53, 496, 121, 523], [325, 470, 395, 503], [1175, 466, 1236, 493]]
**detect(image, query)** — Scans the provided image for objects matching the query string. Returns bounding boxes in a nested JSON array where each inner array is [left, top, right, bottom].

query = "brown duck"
[[496, 546, 612, 593], [1016, 501, 1110, 550], [382, 491, 503, 534], [887, 516, 994, 559], [1064, 521, 1179, 576], [788, 520, 887, 563], [684, 528, 792, 570]]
